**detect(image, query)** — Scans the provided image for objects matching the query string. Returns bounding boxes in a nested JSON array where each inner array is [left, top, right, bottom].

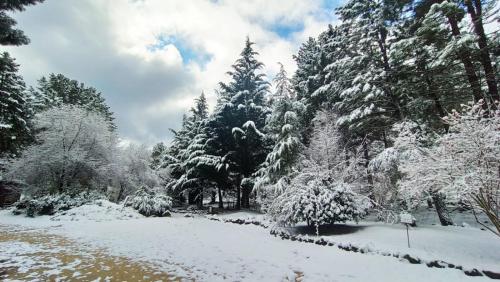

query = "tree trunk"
[[446, 14, 484, 105], [210, 190, 216, 204], [432, 192, 454, 226], [465, 0, 499, 104], [188, 191, 196, 205], [377, 27, 404, 120], [382, 131, 389, 148], [427, 197, 434, 209], [236, 184, 241, 210], [241, 186, 251, 209], [217, 186, 224, 209], [363, 142, 374, 200], [197, 187, 203, 208], [424, 69, 449, 132], [116, 184, 124, 202]]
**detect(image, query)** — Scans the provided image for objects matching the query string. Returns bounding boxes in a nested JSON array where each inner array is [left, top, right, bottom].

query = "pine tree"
[[150, 142, 166, 170], [0, 0, 44, 46], [292, 36, 327, 141], [415, 0, 486, 106], [255, 63, 304, 194], [163, 92, 213, 207], [329, 0, 406, 142], [387, 3, 468, 131], [208, 37, 270, 209], [463, 0, 499, 103], [191, 91, 208, 120], [29, 74, 115, 128], [0, 52, 31, 156]]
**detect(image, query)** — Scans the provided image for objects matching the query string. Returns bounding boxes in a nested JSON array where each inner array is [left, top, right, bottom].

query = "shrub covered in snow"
[[396, 102, 500, 233], [51, 199, 142, 221], [13, 191, 105, 217], [124, 186, 172, 217], [269, 166, 369, 235], [5, 105, 116, 197]]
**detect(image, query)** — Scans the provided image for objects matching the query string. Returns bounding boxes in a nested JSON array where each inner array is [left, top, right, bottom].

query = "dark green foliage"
[[30, 74, 115, 128], [208, 37, 271, 208], [0, 0, 44, 46], [0, 52, 32, 156], [162, 92, 213, 206]]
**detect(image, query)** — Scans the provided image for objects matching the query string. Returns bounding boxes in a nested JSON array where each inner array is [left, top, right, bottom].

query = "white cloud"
[[6, 0, 339, 145]]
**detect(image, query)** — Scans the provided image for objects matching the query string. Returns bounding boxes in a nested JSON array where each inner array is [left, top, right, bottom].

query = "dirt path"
[[0, 225, 183, 281]]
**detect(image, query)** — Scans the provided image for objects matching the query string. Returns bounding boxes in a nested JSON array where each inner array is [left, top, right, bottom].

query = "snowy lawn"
[[216, 211, 500, 273], [1, 207, 499, 281], [290, 222, 500, 271]]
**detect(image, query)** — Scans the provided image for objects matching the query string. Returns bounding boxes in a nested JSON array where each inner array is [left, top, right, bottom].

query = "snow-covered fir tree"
[[161, 92, 213, 207], [0, 52, 32, 157], [207, 37, 270, 209], [255, 64, 304, 196], [0, 0, 44, 46]]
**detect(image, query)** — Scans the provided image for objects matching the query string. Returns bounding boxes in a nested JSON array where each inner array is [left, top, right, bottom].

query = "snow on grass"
[[0, 208, 496, 281], [50, 200, 143, 222], [319, 221, 500, 272], [216, 211, 500, 273], [212, 210, 269, 222]]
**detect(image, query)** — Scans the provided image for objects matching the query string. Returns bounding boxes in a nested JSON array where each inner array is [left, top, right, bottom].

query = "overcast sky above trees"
[[3, 0, 340, 145]]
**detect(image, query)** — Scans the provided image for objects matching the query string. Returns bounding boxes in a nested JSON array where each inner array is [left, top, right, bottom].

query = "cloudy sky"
[[4, 0, 341, 146]]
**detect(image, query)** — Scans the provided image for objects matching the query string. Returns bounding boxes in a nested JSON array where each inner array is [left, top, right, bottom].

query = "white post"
[[406, 224, 410, 248]]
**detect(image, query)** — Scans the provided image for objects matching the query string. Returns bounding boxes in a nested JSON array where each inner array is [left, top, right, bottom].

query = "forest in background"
[[1, 0, 499, 236]]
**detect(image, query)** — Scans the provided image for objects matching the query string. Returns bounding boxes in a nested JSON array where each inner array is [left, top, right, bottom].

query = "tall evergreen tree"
[[0, 52, 31, 156], [164, 92, 212, 207], [0, 0, 44, 46], [150, 142, 167, 170], [255, 63, 304, 194], [292, 35, 330, 141], [208, 37, 270, 209], [29, 74, 115, 128], [463, 0, 499, 103], [415, 0, 488, 107], [331, 0, 406, 142]]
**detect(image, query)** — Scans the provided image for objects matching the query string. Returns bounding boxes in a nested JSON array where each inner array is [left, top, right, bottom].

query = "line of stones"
[[207, 216, 500, 280]]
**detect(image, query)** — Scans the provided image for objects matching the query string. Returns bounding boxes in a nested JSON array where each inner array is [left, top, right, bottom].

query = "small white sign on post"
[[400, 212, 414, 248], [400, 213, 414, 225]]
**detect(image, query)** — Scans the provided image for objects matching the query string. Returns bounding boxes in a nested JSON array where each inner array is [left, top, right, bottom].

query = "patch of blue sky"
[[320, 0, 343, 22], [269, 0, 341, 39], [148, 35, 212, 68], [322, 0, 343, 11], [270, 22, 304, 39]]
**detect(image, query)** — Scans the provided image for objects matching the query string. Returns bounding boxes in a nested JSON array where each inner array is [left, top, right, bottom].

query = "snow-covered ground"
[[0, 206, 499, 281], [214, 211, 500, 271], [50, 199, 143, 222]]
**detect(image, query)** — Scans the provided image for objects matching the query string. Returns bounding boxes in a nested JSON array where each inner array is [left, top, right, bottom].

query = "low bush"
[[269, 170, 370, 235], [124, 186, 172, 217], [13, 191, 105, 217]]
